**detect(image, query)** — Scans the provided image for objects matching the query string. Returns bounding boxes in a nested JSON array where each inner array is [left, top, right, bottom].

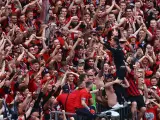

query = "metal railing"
[[50, 103, 130, 120]]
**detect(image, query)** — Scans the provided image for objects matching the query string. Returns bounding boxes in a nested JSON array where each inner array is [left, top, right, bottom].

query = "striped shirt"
[[126, 71, 141, 96]]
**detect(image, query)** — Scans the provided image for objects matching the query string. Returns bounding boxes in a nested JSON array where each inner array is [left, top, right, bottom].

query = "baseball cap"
[[78, 59, 85, 64], [62, 84, 70, 93]]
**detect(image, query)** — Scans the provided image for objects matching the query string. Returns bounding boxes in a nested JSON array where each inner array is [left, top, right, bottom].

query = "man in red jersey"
[[55, 84, 77, 113], [74, 75, 96, 120]]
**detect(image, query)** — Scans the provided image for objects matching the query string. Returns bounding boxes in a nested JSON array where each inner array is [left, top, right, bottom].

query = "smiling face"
[[67, 74, 75, 82], [150, 20, 157, 28], [126, 8, 133, 17]]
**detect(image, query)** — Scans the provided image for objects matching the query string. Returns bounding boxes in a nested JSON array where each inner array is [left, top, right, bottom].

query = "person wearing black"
[[100, 36, 127, 104]]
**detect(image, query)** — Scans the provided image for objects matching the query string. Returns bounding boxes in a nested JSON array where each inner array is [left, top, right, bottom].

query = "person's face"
[[139, 30, 145, 37], [151, 78, 157, 86], [108, 14, 115, 22], [29, 47, 36, 55], [126, 9, 133, 17], [154, 39, 159, 49], [31, 112, 40, 120], [146, 44, 152, 52], [59, 16, 66, 24], [7, 5, 12, 14], [68, 74, 74, 82], [88, 59, 94, 67], [120, 3, 126, 11], [128, 28, 134, 35], [87, 70, 95, 82], [77, 66, 84, 74], [136, 71, 143, 78], [84, 14, 90, 22], [72, 17, 79, 24], [138, 78, 144, 84], [18, 103, 25, 115], [110, 39, 116, 46], [100, 0, 105, 6], [143, 57, 149, 64], [71, 6, 77, 13], [97, 11, 103, 17], [61, 8, 67, 17], [32, 63, 40, 72], [27, 11, 34, 20], [47, 84, 52, 92], [11, 15, 17, 24], [150, 20, 157, 28], [17, 93, 24, 102], [135, 2, 141, 8], [93, 44, 98, 51], [126, 57, 131, 65], [123, 30, 128, 38], [56, 0, 62, 7], [137, 49, 143, 57], [34, 46, 39, 53], [44, 73, 51, 80], [20, 15, 25, 22], [112, 29, 118, 36], [156, 30, 160, 38], [78, 49, 83, 57], [104, 63, 110, 72], [49, 10, 53, 17], [23, 89, 29, 96], [146, 1, 154, 8], [57, 53, 62, 62], [89, 4, 95, 11], [54, 39, 60, 46]]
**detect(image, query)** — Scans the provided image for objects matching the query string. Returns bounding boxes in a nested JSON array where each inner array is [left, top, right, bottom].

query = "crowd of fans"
[[0, 0, 160, 119]]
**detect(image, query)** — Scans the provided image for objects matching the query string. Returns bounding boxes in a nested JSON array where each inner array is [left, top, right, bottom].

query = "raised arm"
[[105, 0, 115, 14]]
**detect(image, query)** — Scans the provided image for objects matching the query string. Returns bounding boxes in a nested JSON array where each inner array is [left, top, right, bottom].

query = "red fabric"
[[57, 37, 65, 46], [57, 92, 77, 113], [144, 106, 158, 120], [126, 71, 141, 96], [145, 79, 151, 87], [28, 79, 38, 92], [74, 88, 92, 109]]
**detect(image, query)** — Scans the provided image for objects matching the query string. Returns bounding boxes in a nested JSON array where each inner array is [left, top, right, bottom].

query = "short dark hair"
[[79, 74, 87, 81], [30, 59, 39, 65], [150, 75, 157, 80], [125, 6, 133, 12], [112, 36, 119, 45]]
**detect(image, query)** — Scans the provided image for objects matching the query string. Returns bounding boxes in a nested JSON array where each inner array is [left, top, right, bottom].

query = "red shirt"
[[126, 71, 141, 96], [74, 88, 92, 109], [28, 79, 38, 92], [144, 106, 158, 120], [57, 92, 77, 113]]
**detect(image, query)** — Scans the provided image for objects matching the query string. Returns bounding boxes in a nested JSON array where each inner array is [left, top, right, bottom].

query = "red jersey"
[[74, 88, 92, 109], [126, 71, 141, 96], [57, 92, 77, 113]]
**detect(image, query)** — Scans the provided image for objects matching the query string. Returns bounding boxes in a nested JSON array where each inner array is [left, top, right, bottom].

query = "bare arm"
[[61, 72, 68, 87], [105, 0, 115, 14], [120, 78, 130, 88], [24, 34, 36, 46]]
